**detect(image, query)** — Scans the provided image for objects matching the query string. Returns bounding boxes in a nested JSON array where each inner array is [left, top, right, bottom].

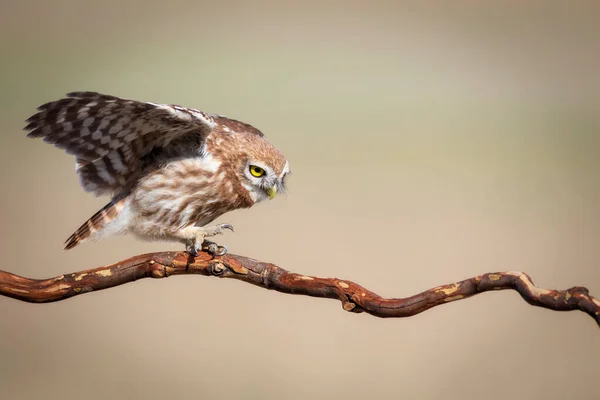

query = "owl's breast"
[[129, 155, 252, 233]]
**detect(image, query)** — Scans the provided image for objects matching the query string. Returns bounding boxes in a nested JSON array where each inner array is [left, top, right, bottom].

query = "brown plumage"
[[64, 198, 127, 250], [25, 92, 290, 254]]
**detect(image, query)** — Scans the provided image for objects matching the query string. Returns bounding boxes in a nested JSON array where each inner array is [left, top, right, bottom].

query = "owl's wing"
[[25, 91, 216, 195]]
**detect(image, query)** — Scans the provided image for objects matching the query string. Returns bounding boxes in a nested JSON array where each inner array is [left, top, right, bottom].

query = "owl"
[[25, 92, 290, 255]]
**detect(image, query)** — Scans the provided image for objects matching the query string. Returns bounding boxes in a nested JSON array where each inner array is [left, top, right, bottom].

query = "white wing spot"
[[116, 128, 131, 138], [98, 119, 110, 130], [95, 162, 117, 185], [109, 124, 122, 134], [92, 131, 102, 140], [83, 117, 95, 127], [108, 151, 127, 173]]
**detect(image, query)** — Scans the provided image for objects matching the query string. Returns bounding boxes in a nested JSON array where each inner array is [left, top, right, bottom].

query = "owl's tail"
[[64, 198, 127, 250]]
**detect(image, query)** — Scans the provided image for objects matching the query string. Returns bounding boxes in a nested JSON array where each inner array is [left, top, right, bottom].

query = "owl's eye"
[[249, 165, 265, 177]]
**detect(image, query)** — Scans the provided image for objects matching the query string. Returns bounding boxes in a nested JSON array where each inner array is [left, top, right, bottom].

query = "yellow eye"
[[249, 165, 265, 177]]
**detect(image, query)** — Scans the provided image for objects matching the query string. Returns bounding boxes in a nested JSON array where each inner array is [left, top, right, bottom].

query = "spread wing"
[[25, 91, 216, 195]]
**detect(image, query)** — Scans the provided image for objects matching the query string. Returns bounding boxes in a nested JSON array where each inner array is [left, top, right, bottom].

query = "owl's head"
[[213, 117, 290, 204], [242, 157, 290, 202]]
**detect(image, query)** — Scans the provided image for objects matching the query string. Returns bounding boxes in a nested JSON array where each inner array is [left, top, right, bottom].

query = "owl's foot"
[[202, 240, 228, 257], [185, 238, 229, 257], [182, 223, 234, 257], [185, 239, 227, 257]]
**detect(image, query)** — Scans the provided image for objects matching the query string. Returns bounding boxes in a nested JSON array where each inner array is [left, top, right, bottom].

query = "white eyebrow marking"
[[280, 160, 289, 178]]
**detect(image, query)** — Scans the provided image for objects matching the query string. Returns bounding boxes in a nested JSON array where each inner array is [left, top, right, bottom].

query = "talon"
[[201, 241, 218, 257], [185, 239, 200, 256], [220, 223, 234, 233], [215, 245, 228, 256], [205, 243, 219, 256], [199, 240, 228, 257]]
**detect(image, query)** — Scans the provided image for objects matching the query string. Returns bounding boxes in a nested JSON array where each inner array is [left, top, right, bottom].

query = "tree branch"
[[1, 251, 598, 326]]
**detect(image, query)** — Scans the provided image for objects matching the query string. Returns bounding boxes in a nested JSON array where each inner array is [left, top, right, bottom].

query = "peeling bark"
[[0, 251, 598, 326]]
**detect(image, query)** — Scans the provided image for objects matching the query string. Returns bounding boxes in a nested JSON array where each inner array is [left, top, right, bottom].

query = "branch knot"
[[209, 261, 226, 276]]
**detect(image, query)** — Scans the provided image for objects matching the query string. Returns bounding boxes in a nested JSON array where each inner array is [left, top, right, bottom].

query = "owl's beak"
[[266, 185, 278, 200]]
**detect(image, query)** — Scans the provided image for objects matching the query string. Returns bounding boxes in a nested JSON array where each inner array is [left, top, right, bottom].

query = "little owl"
[[25, 92, 290, 255]]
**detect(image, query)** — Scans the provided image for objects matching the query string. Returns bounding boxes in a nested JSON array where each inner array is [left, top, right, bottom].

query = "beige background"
[[1, 1, 599, 399]]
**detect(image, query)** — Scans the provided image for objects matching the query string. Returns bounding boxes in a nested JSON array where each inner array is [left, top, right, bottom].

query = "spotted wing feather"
[[25, 92, 216, 195]]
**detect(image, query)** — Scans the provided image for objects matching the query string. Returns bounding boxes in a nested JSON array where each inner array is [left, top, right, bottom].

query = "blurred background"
[[0, 0, 599, 399]]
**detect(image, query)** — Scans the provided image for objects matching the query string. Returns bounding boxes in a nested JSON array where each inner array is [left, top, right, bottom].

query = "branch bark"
[[1, 251, 598, 326]]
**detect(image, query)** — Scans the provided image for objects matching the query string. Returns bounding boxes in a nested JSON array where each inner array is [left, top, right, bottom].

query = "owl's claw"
[[181, 223, 233, 257], [220, 223, 234, 233], [184, 239, 228, 257], [203, 223, 234, 236], [185, 239, 201, 257], [202, 241, 228, 257]]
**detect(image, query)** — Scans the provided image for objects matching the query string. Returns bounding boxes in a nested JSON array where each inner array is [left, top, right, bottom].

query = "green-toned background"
[[1, 1, 599, 399]]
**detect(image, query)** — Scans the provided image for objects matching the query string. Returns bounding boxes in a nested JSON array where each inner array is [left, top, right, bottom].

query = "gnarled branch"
[[1, 251, 598, 326]]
